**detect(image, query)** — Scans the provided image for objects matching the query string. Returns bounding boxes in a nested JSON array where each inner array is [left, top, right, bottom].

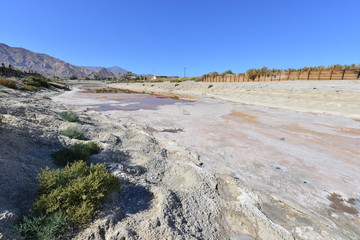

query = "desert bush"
[[0, 89, 9, 93], [188, 77, 203, 82], [18, 211, 70, 240], [52, 142, 101, 166], [22, 77, 49, 87], [60, 111, 79, 122], [86, 141, 101, 153], [34, 161, 119, 224], [20, 85, 38, 91], [168, 78, 182, 83], [0, 79, 17, 89], [60, 126, 85, 140], [208, 84, 213, 88]]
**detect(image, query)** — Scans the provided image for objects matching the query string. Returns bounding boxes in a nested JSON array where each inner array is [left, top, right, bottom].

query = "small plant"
[[85, 141, 101, 154], [60, 126, 85, 140], [34, 161, 119, 224], [22, 77, 49, 87], [0, 89, 9, 93], [208, 84, 213, 88], [20, 85, 38, 91], [0, 79, 17, 89], [52, 142, 101, 166], [18, 212, 70, 240], [60, 111, 79, 122], [175, 83, 179, 86]]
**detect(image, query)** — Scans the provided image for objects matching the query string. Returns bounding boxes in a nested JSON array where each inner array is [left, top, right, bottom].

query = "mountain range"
[[0, 43, 128, 79], [84, 66, 128, 74]]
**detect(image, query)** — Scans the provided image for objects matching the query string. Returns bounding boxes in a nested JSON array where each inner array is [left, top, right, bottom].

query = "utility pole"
[[183, 67, 187, 78]]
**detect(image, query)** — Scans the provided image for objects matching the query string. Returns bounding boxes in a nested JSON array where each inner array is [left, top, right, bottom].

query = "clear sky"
[[1, 0, 359, 76]]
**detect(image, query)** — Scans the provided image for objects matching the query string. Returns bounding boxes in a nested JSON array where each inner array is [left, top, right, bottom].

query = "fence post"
[[342, 70, 345, 80], [330, 70, 333, 80], [307, 71, 310, 80], [287, 71, 290, 81], [318, 70, 321, 80]]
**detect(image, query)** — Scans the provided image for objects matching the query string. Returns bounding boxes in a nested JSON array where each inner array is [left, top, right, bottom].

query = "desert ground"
[[1, 80, 360, 239]]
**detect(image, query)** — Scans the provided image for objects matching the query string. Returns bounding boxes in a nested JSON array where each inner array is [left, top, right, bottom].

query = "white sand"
[[110, 80, 360, 119]]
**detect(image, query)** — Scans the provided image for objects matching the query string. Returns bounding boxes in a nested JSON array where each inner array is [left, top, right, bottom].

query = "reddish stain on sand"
[[327, 193, 358, 215], [82, 88, 196, 102], [224, 110, 261, 124]]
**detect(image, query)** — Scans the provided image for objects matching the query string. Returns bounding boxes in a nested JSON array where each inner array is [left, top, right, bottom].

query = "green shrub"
[[34, 161, 119, 224], [0, 89, 9, 93], [60, 111, 79, 122], [52, 142, 101, 166], [22, 77, 49, 87], [18, 211, 70, 240], [20, 85, 38, 91], [60, 126, 85, 140], [85, 141, 101, 154], [0, 79, 17, 89]]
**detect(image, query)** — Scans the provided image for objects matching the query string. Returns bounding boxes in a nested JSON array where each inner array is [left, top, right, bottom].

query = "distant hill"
[[84, 66, 128, 74], [106, 66, 128, 74], [0, 43, 121, 79]]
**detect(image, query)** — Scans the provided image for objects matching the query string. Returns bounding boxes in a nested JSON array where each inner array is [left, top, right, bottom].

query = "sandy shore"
[[110, 80, 360, 119]]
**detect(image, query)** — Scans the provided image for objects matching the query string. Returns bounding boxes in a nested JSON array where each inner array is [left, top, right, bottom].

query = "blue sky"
[[1, 0, 359, 76]]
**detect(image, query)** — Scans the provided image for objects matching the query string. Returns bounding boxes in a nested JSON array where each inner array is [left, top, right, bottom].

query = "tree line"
[[206, 64, 360, 80]]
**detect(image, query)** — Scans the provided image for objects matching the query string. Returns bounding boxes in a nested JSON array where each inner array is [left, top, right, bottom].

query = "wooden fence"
[[203, 70, 360, 82]]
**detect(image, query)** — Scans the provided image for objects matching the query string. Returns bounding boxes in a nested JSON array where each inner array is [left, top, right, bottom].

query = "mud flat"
[[0, 85, 295, 240], [106, 80, 360, 239], [110, 80, 360, 119], [54, 81, 360, 239], [1, 81, 360, 239]]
